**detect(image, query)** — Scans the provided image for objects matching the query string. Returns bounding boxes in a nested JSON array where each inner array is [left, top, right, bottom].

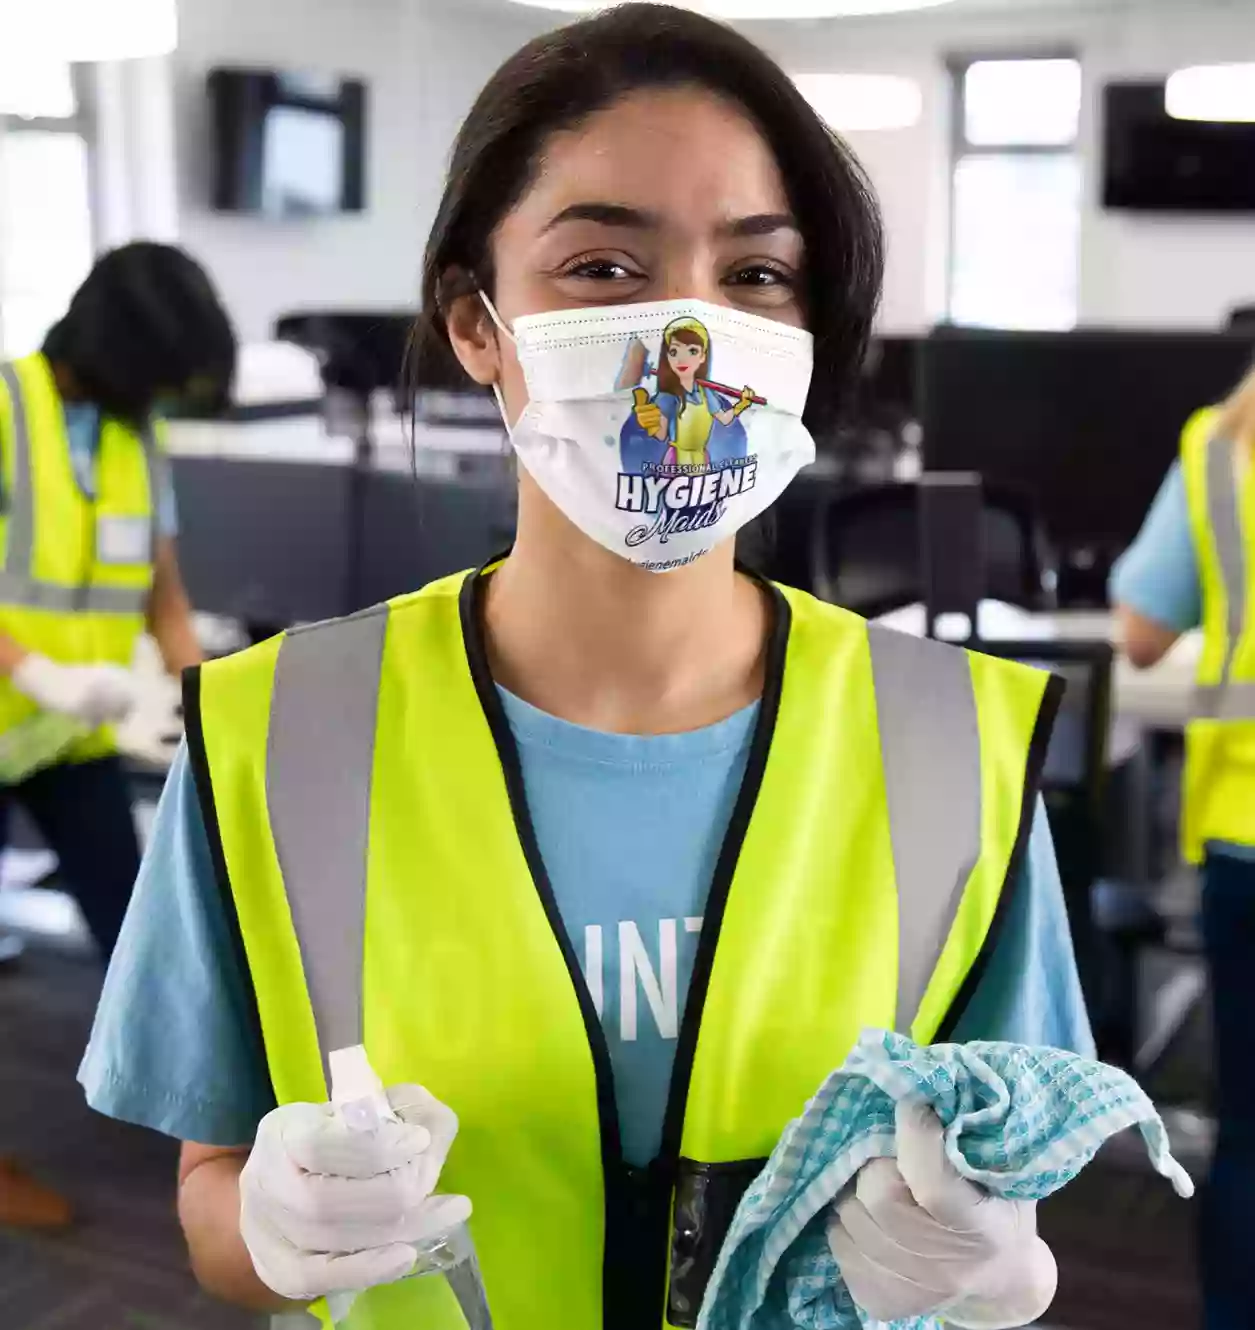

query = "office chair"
[[274, 310, 416, 401], [1226, 304, 1255, 334], [810, 481, 1053, 618]]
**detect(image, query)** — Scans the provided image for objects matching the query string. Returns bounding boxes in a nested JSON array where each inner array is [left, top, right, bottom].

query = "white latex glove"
[[827, 1101, 1057, 1330], [240, 1083, 472, 1302], [11, 655, 139, 727]]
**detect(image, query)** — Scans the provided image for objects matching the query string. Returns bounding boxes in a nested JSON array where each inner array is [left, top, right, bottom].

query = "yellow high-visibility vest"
[[1181, 406, 1255, 861], [187, 566, 1060, 1330], [0, 354, 160, 770]]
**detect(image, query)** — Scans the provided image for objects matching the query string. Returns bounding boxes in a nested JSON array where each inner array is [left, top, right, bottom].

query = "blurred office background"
[[1, 0, 1253, 1324]]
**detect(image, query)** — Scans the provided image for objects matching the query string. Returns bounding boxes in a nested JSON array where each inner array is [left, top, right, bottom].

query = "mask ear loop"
[[477, 287, 515, 433]]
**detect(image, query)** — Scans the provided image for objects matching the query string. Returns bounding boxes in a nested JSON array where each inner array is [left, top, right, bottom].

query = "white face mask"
[[481, 294, 816, 573]]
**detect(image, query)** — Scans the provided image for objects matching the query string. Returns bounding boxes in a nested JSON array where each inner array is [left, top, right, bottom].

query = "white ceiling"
[[459, 0, 1187, 16]]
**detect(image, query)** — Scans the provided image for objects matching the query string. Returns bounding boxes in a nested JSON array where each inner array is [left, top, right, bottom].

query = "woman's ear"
[[444, 287, 501, 388]]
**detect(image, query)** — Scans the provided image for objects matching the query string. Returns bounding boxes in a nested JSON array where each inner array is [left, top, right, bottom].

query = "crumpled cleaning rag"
[[697, 1030, 1194, 1330]]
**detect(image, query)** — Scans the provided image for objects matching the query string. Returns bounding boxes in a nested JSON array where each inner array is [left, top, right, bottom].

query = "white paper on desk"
[[875, 600, 1058, 642]]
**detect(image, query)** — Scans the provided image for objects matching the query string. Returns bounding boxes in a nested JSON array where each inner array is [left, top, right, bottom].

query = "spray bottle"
[[325, 1046, 492, 1330]]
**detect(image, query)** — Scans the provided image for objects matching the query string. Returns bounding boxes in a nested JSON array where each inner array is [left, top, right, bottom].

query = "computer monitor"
[[920, 327, 1255, 567], [860, 334, 920, 420]]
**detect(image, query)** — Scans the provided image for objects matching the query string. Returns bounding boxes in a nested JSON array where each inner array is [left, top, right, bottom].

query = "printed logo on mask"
[[612, 315, 764, 554], [500, 294, 814, 574]]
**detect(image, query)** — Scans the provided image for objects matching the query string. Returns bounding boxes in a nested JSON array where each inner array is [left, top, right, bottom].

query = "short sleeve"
[[1108, 461, 1201, 634], [149, 417, 179, 538], [79, 744, 277, 1145], [951, 799, 1096, 1056], [154, 469, 179, 538]]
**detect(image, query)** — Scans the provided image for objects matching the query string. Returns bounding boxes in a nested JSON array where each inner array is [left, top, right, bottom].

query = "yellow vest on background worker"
[[188, 567, 1060, 1330], [1181, 407, 1255, 862], [0, 353, 159, 775]]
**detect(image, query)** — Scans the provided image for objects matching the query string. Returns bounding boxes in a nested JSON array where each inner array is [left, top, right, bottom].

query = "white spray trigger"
[[329, 1044, 399, 1131]]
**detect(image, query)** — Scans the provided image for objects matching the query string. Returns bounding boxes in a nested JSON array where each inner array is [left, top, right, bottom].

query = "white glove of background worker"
[[828, 1101, 1057, 1330], [11, 654, 140, 727], [240, 1084, 472, 1302]]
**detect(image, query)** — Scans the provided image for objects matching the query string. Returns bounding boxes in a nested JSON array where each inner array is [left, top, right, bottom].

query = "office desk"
[[876, 601, 1197, 731], [167, 416, 513, 628]]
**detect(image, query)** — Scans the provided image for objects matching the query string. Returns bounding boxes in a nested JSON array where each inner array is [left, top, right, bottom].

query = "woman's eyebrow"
[[718, 213, 799, 239], [542, 202, 660, 232]]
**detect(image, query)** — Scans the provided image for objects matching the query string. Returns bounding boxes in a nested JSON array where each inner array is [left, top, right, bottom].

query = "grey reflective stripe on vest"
[[867, 624, 982, 1033], [272, 1311, 322, 1330], [0, 361, 156, 616], [266, 605, 389, 1072], [1194, 680, 1255, 721], [0, 571, 147, 614], [1197, 434, 1254, 722], [0, 362, 35, 580], [265, 609, 984, 1072]]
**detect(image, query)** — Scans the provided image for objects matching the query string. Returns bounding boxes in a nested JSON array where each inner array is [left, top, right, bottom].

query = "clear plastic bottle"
[[326, 1047, 492, 1330]]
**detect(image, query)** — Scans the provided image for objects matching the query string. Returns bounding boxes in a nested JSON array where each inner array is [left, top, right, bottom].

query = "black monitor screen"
[[1104, 81, 1255, 213], [920, 328, 1255, 557], [210, 68, 366, 216]]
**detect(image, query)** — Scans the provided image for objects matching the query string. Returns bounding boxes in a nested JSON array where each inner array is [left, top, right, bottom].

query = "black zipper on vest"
[[458, 558, 790, 1330]]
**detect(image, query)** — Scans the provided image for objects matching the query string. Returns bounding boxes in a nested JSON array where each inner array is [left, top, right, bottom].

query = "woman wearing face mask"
[[1112, 364, 1255, 1329], [82, 7, 1091, 1328]]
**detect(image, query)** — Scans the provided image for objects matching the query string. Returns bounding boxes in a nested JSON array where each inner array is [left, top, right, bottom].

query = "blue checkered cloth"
[[697, 1030, 1194, 1330]]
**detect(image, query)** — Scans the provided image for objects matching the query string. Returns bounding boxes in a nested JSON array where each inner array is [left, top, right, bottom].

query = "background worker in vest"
[[1112, 364, 1255, 1330], [82, 7, 1092, 1325], [0, 242, 233, 1230]]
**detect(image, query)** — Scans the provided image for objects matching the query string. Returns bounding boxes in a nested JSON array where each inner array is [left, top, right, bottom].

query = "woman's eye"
[[562, 258, 642, 282], [727, 263, 793, 288]]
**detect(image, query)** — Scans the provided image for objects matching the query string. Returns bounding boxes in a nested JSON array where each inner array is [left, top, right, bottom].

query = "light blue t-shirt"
[[81, 690, 1093, 1165], [1109, 461, 1199, 635], [63, 402, 179, 538], [1110, 460, 1255, 863]]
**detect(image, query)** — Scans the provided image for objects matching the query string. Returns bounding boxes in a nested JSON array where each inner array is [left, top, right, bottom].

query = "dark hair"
[[417, 2, 883, 435], [43, 242, 236, 424]]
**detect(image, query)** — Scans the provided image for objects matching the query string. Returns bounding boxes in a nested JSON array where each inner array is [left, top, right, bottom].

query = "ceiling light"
[[793, 73, 922, 130], [1166, 65, 1255, 123], [506, 0, 958, 18], [6, 0, 177, 62]]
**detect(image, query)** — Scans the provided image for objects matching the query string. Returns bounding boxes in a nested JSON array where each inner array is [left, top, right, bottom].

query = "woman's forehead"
[[513, 87, 792, 236]]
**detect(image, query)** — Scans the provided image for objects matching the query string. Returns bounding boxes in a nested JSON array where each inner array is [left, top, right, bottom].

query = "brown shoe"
[[0, 1157, 73, 1229]]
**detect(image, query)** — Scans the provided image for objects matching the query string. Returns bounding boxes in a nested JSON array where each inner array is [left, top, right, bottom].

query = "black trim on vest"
[[933, 668, 1066, 1042], [457, 557, 789, 1330], [182, 665, 274, 1103]]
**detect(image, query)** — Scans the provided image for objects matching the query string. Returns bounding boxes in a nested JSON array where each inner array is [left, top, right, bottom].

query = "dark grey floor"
[[0, 943, 259, 1330]]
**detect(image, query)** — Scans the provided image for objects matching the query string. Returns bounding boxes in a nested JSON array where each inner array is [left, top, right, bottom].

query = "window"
[[947, 56, 1082, 330], [0, 60, 94, 357]]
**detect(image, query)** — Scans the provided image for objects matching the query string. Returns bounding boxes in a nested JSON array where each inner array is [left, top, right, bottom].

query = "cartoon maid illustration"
[[617, 317, 760, 471]]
